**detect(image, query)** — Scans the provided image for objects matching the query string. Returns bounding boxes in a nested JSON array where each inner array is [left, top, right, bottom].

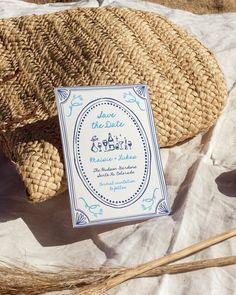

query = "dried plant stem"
[[0, 256, 236, 295], [76, 227, 236, 294], [0, 228, 235, 294], [143, 256, 236, 276]]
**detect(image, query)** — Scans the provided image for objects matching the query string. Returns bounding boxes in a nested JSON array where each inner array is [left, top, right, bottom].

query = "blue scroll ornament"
[[79, 197, 103, 218], [123, 91, 145, 111], [141, 188, 159, 211], [67, 95, 83, 117]]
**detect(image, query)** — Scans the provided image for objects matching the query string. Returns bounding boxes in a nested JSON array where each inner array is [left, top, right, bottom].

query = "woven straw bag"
[[0, 7, 227, 202]]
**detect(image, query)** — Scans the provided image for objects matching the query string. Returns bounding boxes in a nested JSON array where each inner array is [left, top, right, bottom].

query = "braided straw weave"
[[0, 7, 227, 202]]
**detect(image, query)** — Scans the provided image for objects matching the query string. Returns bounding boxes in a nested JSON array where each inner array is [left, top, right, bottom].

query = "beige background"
[[145, 0, 236, 14], [23, 0, 236, 14]]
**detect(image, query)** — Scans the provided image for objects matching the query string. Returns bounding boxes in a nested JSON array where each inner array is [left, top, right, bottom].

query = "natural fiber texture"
[[0, 7, 227, 202], [0, 118, 67, 200], [1, 256, 236, 294], [0, 226, 236, 294]]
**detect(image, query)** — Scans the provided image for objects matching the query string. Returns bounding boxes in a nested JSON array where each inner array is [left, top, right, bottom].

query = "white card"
[[55, 85, 170, 227]]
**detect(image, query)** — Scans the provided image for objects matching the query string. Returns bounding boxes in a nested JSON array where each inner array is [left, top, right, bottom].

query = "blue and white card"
[[55, 85, 170, 227]]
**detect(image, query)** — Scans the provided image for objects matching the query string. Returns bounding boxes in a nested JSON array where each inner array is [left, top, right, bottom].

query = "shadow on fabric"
[[0, 153, 144, 247], [215, 170, 236, 198]]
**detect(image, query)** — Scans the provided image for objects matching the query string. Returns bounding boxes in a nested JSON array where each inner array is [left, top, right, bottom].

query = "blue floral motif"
[[141, 188, 159, 211], [133, 85, 147, 100], [79, 197, 103, 218], [57, 89, 71, 103], [123, 91, 145, 111], [67, 95, 83, 117], [156, 199, 169, 215], [75, 210, 89, 225]]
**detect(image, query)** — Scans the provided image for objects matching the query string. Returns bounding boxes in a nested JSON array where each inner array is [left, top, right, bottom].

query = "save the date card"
[[55, 85, 170, 227]]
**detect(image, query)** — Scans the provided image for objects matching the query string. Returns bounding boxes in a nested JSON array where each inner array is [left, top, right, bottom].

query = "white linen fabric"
[[0, 1, 236, 294]]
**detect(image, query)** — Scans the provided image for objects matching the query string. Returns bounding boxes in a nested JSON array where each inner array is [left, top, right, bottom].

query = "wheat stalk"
[[0, 228, 235, 294], [0, 256, 235, 295], [74, 227, 236, 294]]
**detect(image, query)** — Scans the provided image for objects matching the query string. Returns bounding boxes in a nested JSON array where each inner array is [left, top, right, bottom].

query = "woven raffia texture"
[[0, 7, 227, 202]]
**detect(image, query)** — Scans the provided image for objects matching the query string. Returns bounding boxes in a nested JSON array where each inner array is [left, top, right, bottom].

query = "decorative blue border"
[[156, 199, 169, 215], [144, 86, 171, 215], [57, 89, 71, 103], [75, 209, 89, 225], [73, 98, 151, 209], [134, 85, 148, 100], [54, 84, 170, 228]]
